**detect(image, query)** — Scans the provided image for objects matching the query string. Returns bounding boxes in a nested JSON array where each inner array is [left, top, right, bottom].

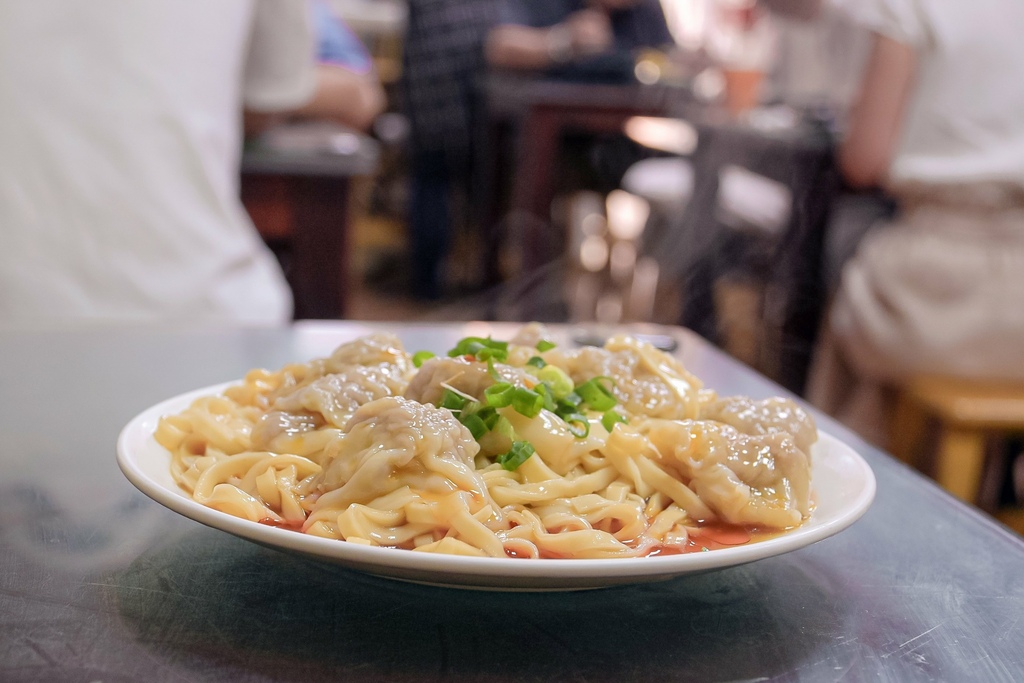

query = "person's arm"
[[241, 0, 318, 134], [485, 10, 613, 70], [296, 0, 385, 131], [293, 64, 386, 131], [838, 32, 916, 188], [244, 66, 385, 135], [241, 1, 384, 134]]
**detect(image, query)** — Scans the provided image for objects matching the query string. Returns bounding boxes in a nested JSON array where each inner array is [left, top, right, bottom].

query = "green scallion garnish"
[[460, 413, 488, 440], [412, 350, 435, 368], [576, 376, 617, 411], [497, 441, 535, 471], [601, 410, 627, 432], [484, 383, 544, 418], [492, 415, 515, 441], [534, 382, 558, 412], [484, 382, 514, 408], [536, 365, 573, 399], [559, 392, 583, 411], [439, 389, 468, 412], [564, 413, 590, 438], [487, 358, 502, 380], [448, 336, 509, 363], [511, 387, 543, 418], [459, 401, 496, 426]]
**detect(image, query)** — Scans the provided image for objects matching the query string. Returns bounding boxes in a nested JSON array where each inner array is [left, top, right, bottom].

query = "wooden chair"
[[890, 375, 1024, 533]]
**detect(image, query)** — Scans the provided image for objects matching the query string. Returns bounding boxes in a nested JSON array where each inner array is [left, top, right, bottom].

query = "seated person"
[[247, 1, 385, 134], [304, 0, 385, 131], [806, 0, 1024, 445], [0, 0, 383, 327], [485, 0, 673, 80], [400, 0, 501, 300]]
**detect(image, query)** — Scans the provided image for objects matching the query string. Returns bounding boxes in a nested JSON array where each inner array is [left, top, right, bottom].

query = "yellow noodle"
[[633, 456, 716, 521], [158, 329, 815, 559]]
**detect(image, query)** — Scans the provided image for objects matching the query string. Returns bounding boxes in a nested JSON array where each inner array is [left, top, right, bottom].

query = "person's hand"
[[564, 9, 613, 57]]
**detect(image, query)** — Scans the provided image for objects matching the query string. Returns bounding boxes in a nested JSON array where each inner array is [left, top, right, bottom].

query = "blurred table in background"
[[481, 73, 699, 275], [481, 71, 839, 394], [241, 121, 380, 320], [669, 106, 838, 395]]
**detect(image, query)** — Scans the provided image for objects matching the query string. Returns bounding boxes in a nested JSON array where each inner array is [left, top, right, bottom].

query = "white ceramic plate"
[[117, 383, 876, 591]]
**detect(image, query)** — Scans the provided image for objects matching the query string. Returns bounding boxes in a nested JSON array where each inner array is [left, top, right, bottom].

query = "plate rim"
[[117, 381, 876, 585]]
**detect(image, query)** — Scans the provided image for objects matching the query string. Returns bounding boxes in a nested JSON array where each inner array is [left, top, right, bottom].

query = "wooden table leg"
[[769, 152, 838, 396], [511, 106, 563, 272], [289, 176, 350, 320], [676, 129, 725, 342]]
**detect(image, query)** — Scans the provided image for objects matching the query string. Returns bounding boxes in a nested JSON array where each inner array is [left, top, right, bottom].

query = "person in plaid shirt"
[[402, 0, 501, 299]]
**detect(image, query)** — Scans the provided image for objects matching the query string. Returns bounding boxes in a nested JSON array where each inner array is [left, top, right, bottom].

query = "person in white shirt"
[[0, 0, 373, 327], [805, 0, 1024, 444]]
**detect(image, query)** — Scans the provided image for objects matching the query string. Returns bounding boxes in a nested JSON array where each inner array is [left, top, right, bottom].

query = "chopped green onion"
[[462, 399, 482, 413], [559, 392, 583, 411], [492, 415, 515, 441], [477, 347, 505, 362], [576, 376, 617, 411], [497, 441, 535, 471], [439, 389, 468, 412], [536, 365, 573, 399], [455, 341, 483, 357], [526, 356, 547, 368], [486, 383, 544, 419], [534, 382, 558, 412], [564, 413, 590, 438], [601, 410, 627, 432], [487, 358, 502, 380], [412, 350, 435, 368], [476, 406, 500, 431], [485, 382, 514, 408], [448, 336, 509, 363], [460, 413, 488, 440], [536, 340, 556, 352], [512, 387, 544, 418], [552, 395, 584, 423]]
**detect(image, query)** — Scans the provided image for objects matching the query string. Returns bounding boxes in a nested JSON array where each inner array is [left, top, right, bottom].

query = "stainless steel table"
[[2, 321, 1023, 682]]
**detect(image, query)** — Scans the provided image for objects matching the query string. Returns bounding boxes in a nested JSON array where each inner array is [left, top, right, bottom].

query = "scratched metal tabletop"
[[2, 322, 1022, 682]]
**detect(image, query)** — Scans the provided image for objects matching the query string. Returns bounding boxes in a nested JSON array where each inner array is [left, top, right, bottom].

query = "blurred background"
[[4, 0, 1024, 527], [284, 0, 875, 395]]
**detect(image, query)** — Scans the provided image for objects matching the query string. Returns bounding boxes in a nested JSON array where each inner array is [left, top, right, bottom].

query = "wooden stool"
[[890, 375, 1024, 514]]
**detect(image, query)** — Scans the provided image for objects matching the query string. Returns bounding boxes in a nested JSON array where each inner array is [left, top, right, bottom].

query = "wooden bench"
[[890, 375, 1024, 533]]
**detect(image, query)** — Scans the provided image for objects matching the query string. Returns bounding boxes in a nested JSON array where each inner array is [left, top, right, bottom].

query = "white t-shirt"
[[833, 0, 1024, 188], [0, 0, 317, 326], [771, 4, 872, 111]]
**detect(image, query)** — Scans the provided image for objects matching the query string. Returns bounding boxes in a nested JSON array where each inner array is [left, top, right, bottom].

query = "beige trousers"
[[807, 183, 1024, 445]]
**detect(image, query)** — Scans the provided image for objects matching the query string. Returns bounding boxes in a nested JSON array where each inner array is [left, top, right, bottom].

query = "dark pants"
[[409, 149, 451, 300]]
